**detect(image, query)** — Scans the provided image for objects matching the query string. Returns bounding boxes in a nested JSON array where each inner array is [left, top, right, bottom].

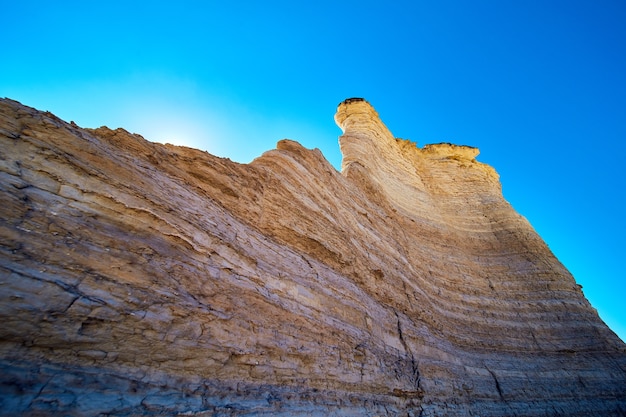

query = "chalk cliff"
[[1, 97, 625, 416]]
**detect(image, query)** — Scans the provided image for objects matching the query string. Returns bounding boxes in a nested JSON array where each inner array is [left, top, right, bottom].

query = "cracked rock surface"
[[1, 97, 625, 416]]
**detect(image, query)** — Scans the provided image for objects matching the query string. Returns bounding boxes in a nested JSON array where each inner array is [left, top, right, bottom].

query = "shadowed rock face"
[[1, 97, 625, 416]]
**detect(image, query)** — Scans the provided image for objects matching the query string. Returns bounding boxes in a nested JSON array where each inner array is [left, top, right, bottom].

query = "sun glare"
[[122, 99, 219, 153]]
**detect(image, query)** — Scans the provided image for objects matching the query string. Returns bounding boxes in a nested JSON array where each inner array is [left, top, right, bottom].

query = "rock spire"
[[0, 97, 625, 416]]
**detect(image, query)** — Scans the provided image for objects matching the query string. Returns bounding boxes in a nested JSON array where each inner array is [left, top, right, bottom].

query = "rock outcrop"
[[1, 97, 625, 416]]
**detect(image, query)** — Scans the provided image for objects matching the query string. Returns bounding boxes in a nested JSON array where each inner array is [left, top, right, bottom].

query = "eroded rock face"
[[1, 97, 625, 416]]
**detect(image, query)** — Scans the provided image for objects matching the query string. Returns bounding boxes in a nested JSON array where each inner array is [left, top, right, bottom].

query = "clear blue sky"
[[2, 1, 625, 342]]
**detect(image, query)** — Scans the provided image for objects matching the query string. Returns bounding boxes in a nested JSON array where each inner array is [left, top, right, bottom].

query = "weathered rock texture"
[[1, 97, 625, 416]]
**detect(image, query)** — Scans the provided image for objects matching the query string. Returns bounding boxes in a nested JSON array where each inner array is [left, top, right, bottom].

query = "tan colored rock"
[[0, 97, 625, 416]]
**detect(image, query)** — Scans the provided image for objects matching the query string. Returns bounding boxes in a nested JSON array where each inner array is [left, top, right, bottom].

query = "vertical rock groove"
[[394, 309, 421, 391]]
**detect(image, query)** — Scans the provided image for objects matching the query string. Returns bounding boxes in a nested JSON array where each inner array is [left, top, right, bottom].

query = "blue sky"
[[2, 1, 625, 342]]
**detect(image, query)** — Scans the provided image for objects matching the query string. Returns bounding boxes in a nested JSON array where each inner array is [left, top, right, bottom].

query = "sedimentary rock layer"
[[0, 97, 625, 416]]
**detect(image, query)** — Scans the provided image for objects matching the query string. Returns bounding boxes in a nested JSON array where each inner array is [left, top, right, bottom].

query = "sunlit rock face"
[[1, 97, 625, 416]]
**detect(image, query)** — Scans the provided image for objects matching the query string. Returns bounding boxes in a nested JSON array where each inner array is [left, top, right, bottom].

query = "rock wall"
[[1, 97, 625, 416]]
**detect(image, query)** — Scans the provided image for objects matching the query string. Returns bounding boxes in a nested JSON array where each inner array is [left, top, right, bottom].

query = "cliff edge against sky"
[[1, 97, 625, 416]]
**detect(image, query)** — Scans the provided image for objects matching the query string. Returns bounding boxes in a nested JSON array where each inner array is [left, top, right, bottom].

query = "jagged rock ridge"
[[0, 97, 625, 416]]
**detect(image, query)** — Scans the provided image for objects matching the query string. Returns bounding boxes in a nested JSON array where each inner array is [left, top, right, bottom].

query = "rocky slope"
[[0, 97, 625, 416]]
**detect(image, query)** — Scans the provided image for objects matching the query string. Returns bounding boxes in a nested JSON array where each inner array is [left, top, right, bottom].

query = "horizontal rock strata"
[[0, 97, 625, 416]]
